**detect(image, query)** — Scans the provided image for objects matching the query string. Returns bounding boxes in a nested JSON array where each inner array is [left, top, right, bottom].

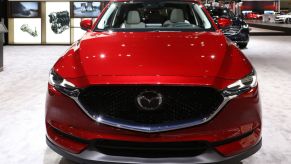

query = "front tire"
[[285, 18, 291, 24], [238, 43, 248, 49]]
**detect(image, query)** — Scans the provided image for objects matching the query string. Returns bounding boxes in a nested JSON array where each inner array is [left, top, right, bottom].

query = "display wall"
[[241, 0, 280, 13], [281, 0, 291, 12], [7, 0, 108, 44]]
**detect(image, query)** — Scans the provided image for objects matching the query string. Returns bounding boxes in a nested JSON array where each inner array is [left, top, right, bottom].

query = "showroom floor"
[[1, 34, 291, 164]]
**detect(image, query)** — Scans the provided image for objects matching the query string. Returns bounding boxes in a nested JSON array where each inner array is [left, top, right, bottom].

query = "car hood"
[[54, 31, 252, 86], [277, 15, 291, 18]]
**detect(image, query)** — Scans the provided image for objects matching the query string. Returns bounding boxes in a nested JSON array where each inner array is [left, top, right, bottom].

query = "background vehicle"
[[274, 11, 285, 16], [275, 12, 291, 24], [207, 7, 250, 49], [245, 12, 263, 20]]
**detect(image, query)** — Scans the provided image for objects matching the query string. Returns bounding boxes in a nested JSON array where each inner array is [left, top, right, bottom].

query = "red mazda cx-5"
[[46, 0, 262, 163]]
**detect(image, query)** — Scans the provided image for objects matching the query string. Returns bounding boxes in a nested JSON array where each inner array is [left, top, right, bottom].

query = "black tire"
[[238, 43, 248, 49], [287, 18, 291, 24]]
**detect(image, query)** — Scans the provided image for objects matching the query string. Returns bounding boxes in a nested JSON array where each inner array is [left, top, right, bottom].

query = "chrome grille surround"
[[67, 86, 237, 133]]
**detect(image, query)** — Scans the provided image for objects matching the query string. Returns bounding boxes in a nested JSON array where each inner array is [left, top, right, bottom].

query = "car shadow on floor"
[[43, 148, 78, 164], [58, 157, 244, 164], [59, 158, 78, 164], [44, 148, 244, 164]]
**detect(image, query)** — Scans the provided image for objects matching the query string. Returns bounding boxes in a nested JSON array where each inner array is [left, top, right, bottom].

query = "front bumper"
[[46, 84, 262, 157], [225, 30, 249, 44], [47, 136, 262, 164], [275, 19, 285, 23], [46, 81, 262, 162]]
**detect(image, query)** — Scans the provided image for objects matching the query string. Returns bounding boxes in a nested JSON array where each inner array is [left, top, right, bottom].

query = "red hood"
[[54, 31, 252, 88]]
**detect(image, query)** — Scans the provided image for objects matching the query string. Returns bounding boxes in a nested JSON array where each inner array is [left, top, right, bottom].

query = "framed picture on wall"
[[14, 18, 41, 44], [9, 1, 40, 18], [71, 2, 101, 18], [46, 2, 70, 44]]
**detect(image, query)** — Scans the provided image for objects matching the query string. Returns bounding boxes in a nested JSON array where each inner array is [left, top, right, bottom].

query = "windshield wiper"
[[149, 29, 182, 32]]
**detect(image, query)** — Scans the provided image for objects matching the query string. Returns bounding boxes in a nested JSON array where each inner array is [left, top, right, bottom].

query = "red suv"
[[46, 0, 262, 163]]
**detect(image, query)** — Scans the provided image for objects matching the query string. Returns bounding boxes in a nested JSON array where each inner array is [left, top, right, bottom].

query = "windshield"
[[207, 8, 234, 18], [95, 1, 213, 31]]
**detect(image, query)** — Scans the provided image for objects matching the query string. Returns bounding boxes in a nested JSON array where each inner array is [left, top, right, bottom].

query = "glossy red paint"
[[46, 122, 88, 153], [215, 128, 261, 156], [80, 19, 93, 31], [217, 17, 233, 29], [54, 32, 252, 87]]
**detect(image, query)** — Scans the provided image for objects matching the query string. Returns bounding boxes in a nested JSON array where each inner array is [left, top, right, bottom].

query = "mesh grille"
[[223, 26, 241, 35], [95, 140, 210, 158], [78, 86, 224, 125]]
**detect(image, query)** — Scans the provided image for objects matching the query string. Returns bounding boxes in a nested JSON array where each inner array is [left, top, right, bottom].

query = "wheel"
[[238, 43, 248, 49], [287, 18, 291, 24]]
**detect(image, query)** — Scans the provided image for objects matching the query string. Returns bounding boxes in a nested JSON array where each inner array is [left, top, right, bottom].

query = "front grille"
[[95, 140, 209, 158], [78, 86, 224, 125], [223, 26, 241, 35]]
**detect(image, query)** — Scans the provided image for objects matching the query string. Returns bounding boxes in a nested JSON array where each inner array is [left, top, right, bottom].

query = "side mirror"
[[217, 17, 232, 29], [80, 19, 93, 31]]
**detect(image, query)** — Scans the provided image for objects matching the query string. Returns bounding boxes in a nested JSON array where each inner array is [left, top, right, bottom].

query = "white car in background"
[[275, 12, 291, 24]]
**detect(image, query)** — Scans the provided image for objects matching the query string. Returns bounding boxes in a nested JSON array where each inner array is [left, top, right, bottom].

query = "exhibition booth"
[[7, 0, 108, 44], [1, 0, 291, 164], [4, 0, 291, 45]]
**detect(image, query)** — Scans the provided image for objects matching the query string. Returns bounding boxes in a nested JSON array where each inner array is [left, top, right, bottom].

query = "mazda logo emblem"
[[136, 91, 163, 110]]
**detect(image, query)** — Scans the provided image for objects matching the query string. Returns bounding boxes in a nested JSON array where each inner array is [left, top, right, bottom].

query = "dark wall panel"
[[0, 0, 7, 17], [241, 1, 278, 13], [0, 0, 8, 45]]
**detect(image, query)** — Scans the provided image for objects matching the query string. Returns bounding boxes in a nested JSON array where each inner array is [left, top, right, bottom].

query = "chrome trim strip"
[[69, 92, 237, 133]]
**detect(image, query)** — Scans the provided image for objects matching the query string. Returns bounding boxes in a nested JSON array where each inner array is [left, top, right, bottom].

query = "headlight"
[[222, 70, 257, 97], [49, 69, 79, 97], [242, 24, 249, 29]]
